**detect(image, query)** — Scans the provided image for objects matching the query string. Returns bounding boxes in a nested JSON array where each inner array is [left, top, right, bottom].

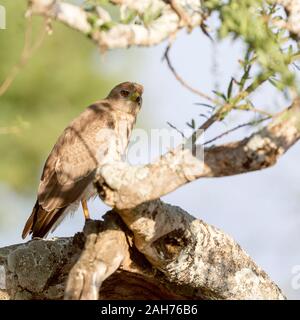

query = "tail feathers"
[[22, 200, 66, 239]]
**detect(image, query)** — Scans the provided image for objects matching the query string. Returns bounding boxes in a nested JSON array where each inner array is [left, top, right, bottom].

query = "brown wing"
[[22, 102, 115, 239]]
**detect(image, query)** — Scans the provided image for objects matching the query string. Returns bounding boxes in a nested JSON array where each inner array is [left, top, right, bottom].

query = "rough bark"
[[0, 206, 285, 300]]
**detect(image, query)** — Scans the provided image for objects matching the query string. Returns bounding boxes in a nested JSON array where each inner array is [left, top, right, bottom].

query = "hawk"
[[22, 82, 143, 239]]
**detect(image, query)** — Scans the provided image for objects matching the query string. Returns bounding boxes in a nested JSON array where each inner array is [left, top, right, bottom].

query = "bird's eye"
[[120, 90, 130, 97]]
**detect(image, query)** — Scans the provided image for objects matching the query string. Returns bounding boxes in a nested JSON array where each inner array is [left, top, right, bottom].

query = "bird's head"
[[107, 82, 144, 115]]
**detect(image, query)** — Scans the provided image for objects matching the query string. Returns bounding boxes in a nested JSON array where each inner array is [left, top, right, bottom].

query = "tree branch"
[[64, 215, 129, 300], [0, 205, 285, 300], [28, 0, 203, 50], [116, 200, 285, 299], [96, 99, 300, 210]]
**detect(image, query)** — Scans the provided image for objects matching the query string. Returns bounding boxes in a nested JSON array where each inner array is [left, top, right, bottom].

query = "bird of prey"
[[22, 82, 143, 239]]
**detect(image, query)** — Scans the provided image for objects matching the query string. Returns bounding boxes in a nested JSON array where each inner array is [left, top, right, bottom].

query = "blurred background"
[[0, 1, 299, 299]]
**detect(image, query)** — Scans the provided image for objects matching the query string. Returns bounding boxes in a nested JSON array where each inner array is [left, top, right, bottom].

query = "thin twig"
[[199, 113, 209, 119], [0, 16, 47, 97], [163, 44, 219, 105], [234, 104, 273, 117], [194, 102, 215, 110], [184, 110, 220, 148], [204, 116, 271, 145], [247, 106, 273, 117], [167, 121, 186, 138]]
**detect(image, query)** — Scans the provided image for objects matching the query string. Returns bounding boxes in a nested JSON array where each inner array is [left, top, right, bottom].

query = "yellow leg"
[[81, 199, 90, 220]]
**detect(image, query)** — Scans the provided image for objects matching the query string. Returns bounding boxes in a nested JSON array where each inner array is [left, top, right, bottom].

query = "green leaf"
[[194, 103, 215, 110], [239, 65, 251, 90], [212, 90, 227, 101], [100, 21, 116, 31], [227, 77, 234, 99], [268, 78, 285, 91], [186, 119, 196, 129]]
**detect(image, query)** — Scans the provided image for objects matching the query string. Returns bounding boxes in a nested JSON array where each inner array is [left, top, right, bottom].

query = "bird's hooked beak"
[[129, 91, 141, 104]]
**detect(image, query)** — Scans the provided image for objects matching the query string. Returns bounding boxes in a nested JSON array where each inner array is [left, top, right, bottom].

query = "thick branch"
[[0, 204, 285, 300], [64, 216, 129, 300], [116, 200, 285, 299], [28, 0, 203, 50], [96, 100, 300, 210]]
